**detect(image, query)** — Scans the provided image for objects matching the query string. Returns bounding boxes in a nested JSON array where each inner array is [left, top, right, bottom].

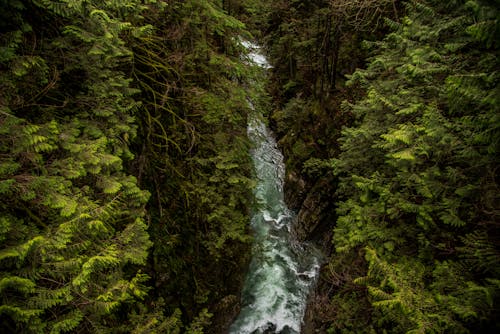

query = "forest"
[[0, 0, 498, 333]]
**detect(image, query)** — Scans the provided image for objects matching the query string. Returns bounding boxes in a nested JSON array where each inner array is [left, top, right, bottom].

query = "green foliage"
[[129, 305, 182, 334], [330, 0, 500, 332], [0, 0, 262, 332], [185, 309, 213, 334], [0, 0, 161, 332], [127, 0, 255, 330]]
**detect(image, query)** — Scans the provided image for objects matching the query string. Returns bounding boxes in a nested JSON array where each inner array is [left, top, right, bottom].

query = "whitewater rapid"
[[229, 42, 320, 334]]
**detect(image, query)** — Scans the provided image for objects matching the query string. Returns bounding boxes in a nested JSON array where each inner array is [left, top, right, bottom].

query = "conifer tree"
[[0, 1, 163, 332], [129, 0, 255, 330], [329, 0, 500, 332], [1, 0, 264, 332]]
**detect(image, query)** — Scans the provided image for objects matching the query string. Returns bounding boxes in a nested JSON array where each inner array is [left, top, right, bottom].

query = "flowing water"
[[229, 42, 320, 334]]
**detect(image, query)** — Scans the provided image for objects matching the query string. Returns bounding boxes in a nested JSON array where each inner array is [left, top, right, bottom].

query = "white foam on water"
[[241, 40, 272, 69], [229, 48, 320, 330], [229, 40, 320, 334]]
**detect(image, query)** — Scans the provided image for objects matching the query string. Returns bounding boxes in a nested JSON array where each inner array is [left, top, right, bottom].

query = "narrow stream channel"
[[229, 42, 320, 334]]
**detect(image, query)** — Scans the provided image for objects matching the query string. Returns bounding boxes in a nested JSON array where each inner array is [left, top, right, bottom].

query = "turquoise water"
[[229, 47, 320, 333]]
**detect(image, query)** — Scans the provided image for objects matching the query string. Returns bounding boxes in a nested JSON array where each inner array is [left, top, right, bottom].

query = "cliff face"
[[267, 93, 347, 333], [285, 171, 336, 251], [282, 165, 337, 333]]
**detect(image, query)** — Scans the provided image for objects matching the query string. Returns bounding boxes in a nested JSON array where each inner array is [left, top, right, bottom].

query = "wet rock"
[[284, 171, 307, 211], [250, 322, 277, 334], [283, 172, 337, 334], [279, 325, 296, 333], [249, 323, 298, 334], [293, 177, 336, 250], [263, 322, 277, 333]]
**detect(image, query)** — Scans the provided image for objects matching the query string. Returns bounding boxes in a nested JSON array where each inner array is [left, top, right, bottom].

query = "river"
[[229, 42, 320, 334]]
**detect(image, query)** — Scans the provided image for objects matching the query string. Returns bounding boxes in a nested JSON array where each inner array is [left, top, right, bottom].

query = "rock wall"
[[284, 169, 337, 333]]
